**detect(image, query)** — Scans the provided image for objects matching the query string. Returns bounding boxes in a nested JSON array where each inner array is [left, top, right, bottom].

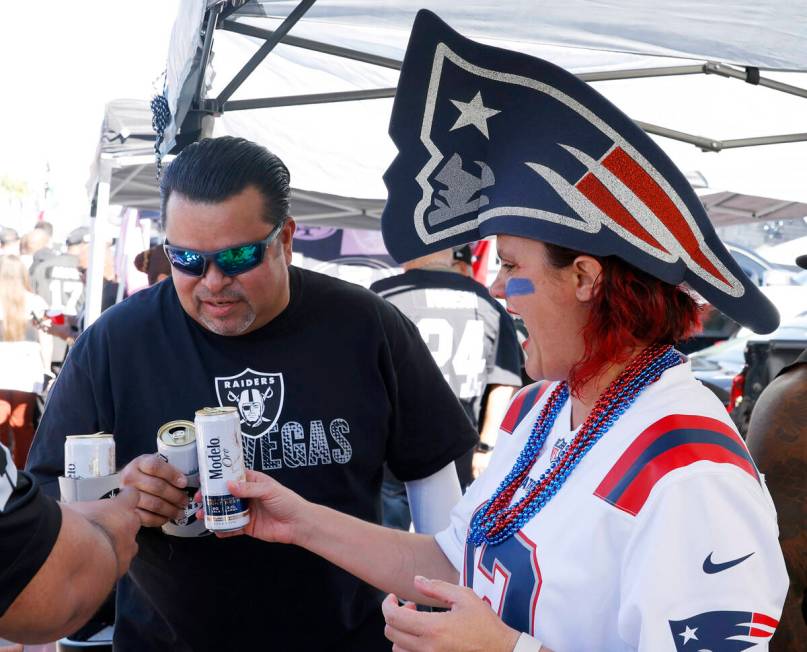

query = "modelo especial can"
[[194, 407, 250, 531], [157, 420, 207, 537]]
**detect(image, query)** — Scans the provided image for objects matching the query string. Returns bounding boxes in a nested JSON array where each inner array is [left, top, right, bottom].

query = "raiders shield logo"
[[214, 368, 285, 439]]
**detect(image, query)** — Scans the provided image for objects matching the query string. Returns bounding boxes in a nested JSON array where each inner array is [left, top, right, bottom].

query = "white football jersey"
[[436, 361, 788, 651]]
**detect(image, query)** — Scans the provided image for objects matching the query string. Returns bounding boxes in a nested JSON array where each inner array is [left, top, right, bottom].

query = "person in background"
[[27, 136, 476, 651], [0, 255, 50, 467], [75, 241, 121, 312], [0, 441, 141, 644], [33, 221, 53, 240], [371, 244, 521, 530], [18, 229, 50, 270], [23, 225, 55, 272], [744, 252, 807, 651], [29, 229, 85, 366], [0, 229, 20, 257], [38, 234, 121, 347], [133, 244, 171, 286]]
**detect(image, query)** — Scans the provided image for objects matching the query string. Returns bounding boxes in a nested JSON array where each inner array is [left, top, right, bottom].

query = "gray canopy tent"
[[84, 0, 807, 324]]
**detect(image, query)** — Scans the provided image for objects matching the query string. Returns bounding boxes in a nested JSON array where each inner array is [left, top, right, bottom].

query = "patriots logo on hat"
[[669, 610, 779, 650], [382, 10, 779, 334]]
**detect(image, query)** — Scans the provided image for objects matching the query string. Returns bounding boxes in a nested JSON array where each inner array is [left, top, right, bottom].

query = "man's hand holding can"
[[120, 454, 189, 527]]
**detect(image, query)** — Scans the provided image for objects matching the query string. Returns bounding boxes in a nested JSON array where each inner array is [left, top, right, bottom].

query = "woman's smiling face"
[[490, 236, 590, 382]]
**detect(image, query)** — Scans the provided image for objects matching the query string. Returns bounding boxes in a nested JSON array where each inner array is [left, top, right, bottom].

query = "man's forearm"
[[0, 505, 118, 643]]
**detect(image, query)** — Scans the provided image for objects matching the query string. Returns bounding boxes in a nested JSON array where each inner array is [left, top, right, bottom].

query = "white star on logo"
[[449, 91, 500, 139], [678, 625, 699, 644]]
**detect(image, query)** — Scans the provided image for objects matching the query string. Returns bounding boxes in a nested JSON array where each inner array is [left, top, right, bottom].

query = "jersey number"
[[416, 318, 485, 398], [464, 531, 542, 635]]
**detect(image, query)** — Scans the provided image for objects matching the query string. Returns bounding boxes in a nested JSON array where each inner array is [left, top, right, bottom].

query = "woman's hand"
[[381, 576, 521, 652], [198, 470, 309, 544]]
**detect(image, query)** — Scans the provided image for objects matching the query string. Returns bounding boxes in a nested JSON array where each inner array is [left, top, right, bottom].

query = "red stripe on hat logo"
[[576, 172, 668, 254], [602, 148, 729, 285]]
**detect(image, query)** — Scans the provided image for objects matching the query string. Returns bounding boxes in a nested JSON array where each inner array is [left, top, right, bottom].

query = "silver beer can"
[[194, 407, 250, 531], [64, 433, 115, 479], [157, 420, 198, 475], [157, 420, 207, 538]]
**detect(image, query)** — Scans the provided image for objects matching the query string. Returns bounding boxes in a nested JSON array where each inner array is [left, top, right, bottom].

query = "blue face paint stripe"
[[606, 429, 759, 503], [505, 278, 535, 296]]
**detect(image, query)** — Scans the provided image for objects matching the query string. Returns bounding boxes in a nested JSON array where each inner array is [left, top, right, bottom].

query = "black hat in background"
[[796, 254, 807, 270], [452, 244, 473, 266], [65, 226, 91, 246]]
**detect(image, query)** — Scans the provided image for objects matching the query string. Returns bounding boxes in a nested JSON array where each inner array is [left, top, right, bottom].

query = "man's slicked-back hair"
[[160, 136, 291, 227]]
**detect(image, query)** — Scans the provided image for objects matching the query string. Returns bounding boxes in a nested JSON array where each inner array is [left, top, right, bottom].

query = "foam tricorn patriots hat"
[[381, 10, 779, 334]]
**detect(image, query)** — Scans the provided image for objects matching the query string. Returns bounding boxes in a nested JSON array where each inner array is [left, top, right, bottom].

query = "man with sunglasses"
[[27, 136, 477, 651]]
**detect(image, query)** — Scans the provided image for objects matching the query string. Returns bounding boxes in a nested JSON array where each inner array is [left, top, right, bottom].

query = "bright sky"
[[0, 1, 179, 235]]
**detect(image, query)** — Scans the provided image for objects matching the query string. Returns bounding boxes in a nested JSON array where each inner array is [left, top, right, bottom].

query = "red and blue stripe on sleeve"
[[594, 414, 759, 516]]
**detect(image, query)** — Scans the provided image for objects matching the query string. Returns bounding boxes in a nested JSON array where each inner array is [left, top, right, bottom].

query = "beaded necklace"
[[467, 344, 682, 546]]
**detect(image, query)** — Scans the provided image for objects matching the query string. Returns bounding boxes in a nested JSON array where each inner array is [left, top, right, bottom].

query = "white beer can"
[[194, 407, 250, 531], [157, 420, 206, 537], [64, 433, 115, 479], [157, 420, 198, 475]]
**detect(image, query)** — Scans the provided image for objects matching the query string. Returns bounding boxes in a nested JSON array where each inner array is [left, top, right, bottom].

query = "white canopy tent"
[[160, 0, 807, 200], [86, 0, 807, 325]]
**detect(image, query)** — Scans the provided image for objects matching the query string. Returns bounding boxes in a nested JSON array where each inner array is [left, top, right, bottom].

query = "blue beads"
[[467, 346, 683, 546]]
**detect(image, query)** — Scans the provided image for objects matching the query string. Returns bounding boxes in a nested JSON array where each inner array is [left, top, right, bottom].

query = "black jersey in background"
[[371, 269, 521, 425]]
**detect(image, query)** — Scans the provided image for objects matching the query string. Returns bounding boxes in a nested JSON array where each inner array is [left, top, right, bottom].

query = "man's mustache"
[[195, 289, 245, 302]]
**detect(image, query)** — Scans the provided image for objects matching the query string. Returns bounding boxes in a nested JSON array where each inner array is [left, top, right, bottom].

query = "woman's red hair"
[[544, 243, 702, 394]]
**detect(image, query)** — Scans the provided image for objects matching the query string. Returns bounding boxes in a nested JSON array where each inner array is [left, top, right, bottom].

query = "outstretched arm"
[[219, 472, 552, 651], [220, 470, 457, 603], [0, 489, 140, 644]]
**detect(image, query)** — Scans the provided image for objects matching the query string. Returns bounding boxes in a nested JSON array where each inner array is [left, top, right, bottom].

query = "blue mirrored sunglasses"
[[163, 222, 284, 277]]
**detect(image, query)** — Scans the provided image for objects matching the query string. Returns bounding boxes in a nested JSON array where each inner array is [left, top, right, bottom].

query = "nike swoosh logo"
[[703, 551, 755, 574]]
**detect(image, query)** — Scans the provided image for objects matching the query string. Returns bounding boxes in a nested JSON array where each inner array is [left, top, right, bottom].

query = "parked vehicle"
[[690, 315, 807, 416], [730, 333, 807, 437], [725, 242, 804, 287]]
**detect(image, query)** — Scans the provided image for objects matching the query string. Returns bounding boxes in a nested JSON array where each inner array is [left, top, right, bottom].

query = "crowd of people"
[[1, 10, 804, 652]]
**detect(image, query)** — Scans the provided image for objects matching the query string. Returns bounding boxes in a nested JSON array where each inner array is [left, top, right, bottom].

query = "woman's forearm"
[[297, 501, 459, 603]]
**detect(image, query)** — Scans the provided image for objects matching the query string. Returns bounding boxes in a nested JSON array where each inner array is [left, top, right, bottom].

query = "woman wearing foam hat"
[[205, 11, 787, 651]]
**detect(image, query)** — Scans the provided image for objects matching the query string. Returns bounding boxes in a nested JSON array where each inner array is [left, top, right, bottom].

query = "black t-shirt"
[[0, 443, 62, 617], [371, 269, 522, 424], [28, 266, 476, 651]]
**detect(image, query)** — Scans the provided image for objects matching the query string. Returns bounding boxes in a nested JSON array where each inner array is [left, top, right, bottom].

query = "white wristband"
[[512, 632, 543, 652]]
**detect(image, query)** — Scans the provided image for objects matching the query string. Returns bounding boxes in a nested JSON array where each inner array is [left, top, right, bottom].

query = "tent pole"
[[579, 65, 705, 82], [216, 88, 396, 111], [720, 133, 807, 148], [110, 164, 147, 201], [86, 157, 112, 327], [220, 20, 403, 70], [195, 4, 223, 103], [703, 62, 807, 99], [215, 0, 316, 106]]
